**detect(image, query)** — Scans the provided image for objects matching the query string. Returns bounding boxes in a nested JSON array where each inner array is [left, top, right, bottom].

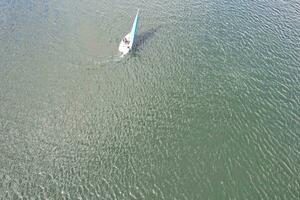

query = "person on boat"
[[123, 37, 129, 44]]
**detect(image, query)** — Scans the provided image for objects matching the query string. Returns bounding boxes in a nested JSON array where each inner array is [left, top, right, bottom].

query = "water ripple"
[[0, 0, 299, 199]]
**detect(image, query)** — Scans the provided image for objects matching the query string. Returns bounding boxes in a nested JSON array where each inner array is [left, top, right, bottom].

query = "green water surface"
[[0, 0, 299, 199]]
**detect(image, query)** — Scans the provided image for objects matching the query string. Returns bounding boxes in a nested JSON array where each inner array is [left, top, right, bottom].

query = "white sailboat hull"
[[119, 33, 131, 56]]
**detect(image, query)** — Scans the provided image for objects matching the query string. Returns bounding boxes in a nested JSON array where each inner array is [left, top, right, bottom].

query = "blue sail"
[[129, 10, 139, 49]]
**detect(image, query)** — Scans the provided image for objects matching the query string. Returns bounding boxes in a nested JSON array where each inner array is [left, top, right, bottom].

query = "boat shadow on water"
[[134, 25, 162, 51]]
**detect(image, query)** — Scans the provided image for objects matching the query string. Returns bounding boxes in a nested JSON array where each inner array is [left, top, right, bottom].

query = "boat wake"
[[85, 55, 124, 70]]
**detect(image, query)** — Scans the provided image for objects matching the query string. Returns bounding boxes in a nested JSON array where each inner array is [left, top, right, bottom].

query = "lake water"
[[0, 0, 299, 199]]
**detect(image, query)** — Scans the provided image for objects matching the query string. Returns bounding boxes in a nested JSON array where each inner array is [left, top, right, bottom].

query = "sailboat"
[[119, 10, 139, 56]]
